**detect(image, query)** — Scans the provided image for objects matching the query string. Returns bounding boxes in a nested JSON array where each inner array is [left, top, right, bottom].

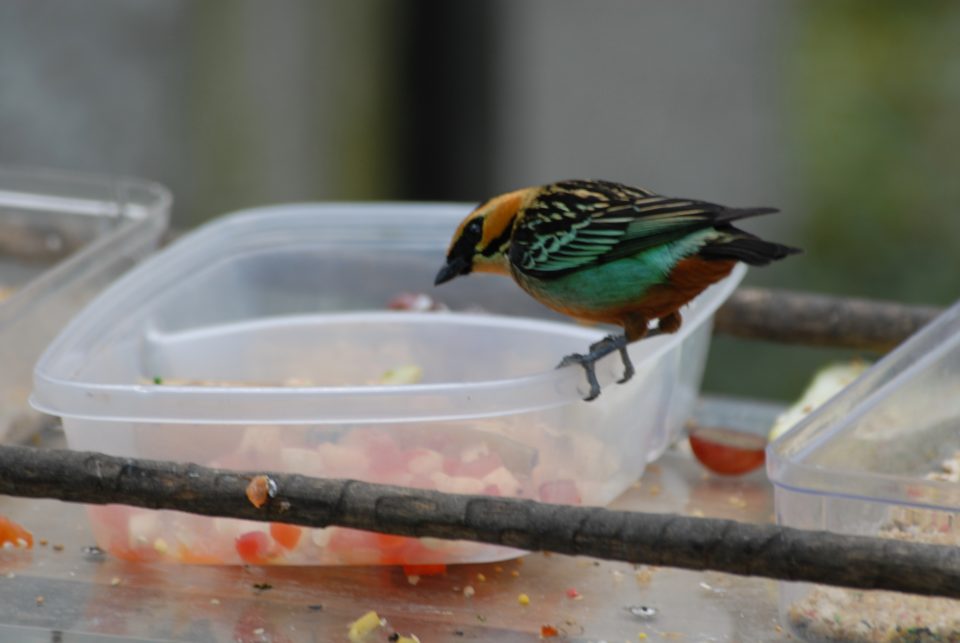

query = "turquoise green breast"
[[513, 232, 713, 313]]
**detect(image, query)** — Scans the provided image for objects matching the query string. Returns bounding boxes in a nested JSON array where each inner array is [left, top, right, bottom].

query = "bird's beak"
[[434, 255, 471, 285]]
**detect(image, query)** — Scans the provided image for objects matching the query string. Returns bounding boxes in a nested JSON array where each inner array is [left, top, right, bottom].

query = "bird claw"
[[558, 333, 636, 401], [558, 352, 603, 401]]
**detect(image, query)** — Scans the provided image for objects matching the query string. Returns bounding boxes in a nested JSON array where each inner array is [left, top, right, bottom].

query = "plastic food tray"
[[33, 203, 744, 565], [0, 167, 170, 442], [769, 300, 960, 641]]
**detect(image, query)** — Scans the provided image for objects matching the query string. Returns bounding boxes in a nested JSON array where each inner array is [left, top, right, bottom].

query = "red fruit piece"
[[688, 426, 766, 476], [0, 516, 33, 548], [270, 523, 302, 550], [402, 563, 447, 576], [235, 531, 272, 564], [541, 624, 560, 638]]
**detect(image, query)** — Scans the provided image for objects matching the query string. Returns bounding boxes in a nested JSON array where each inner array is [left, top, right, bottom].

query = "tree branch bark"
[[2, 444, 960, 599], [714, 287, 942, 352]]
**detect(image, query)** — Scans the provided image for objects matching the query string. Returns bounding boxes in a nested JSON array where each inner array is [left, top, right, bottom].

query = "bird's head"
[[434, 187, 535, 285]]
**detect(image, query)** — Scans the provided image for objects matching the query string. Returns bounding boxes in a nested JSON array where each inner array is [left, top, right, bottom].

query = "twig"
[[714, 287, 941, 351], [2, 444, 960, 599]]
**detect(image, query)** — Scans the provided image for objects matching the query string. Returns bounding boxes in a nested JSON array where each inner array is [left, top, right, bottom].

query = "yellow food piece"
[[377, 365, 423, 386], [517, 593, 530, 606], [769, 360, 871, 441], [347, 610, 384, 642]]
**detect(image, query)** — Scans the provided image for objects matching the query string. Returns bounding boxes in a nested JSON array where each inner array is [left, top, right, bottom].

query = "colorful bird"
[[435, 179, 800, 400]]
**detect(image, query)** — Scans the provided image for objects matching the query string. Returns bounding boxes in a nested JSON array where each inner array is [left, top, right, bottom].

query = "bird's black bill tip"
[[434, 257, 471, 286]]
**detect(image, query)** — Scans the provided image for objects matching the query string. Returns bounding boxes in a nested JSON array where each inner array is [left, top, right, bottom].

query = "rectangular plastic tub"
[[32, 203, 744, 566], [768, 300, 960, 641], [0, 167, 170, 442]]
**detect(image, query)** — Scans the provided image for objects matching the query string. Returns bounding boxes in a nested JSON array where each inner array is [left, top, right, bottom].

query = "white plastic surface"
[[33, 203, 744, 565], [0, 167, 170, 441]]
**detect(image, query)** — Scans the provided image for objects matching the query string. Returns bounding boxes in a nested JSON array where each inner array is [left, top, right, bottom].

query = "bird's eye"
[[466, 219, 483, 236]]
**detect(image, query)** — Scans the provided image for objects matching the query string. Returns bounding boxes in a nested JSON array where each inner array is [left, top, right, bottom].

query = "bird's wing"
[[510, 186, 726, 278]]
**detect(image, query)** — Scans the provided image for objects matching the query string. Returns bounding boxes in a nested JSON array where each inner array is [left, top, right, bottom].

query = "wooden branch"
[[3, 445, 960, 599], [714, 287, 942, 352]]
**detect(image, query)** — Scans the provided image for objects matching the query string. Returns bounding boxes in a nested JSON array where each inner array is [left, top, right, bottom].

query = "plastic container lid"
[[768, 298, 960, 510]]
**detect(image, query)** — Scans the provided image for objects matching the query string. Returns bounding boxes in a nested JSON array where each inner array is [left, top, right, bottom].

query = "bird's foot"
[[558, 352, 603, 401], [558, 333, 636, 401], [588, 334, 635, 384]]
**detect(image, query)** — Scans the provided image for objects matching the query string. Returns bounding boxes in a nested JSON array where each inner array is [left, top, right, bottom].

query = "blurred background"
[[1, 0, 958, 399]]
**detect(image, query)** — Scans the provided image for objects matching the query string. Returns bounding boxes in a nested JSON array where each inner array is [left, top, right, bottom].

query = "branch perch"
[[3, 444, 960, 599], [714, 287, 941, 351]]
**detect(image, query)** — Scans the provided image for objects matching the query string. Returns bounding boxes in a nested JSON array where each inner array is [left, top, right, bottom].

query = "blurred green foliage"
[[789, 1, 960, 305], [704, 1, 960, 401]]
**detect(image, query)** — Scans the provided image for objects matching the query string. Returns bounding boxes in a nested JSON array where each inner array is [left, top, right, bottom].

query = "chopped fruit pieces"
[[348, 611, 385, 642], [108, 425, 586, 565], [402, 563, 447, 576], [378, 365, 423, 385], [688, 426, 766, 476], [0, 516, 33, 549], [235, 531, 272, 565], [541, 624, 559, 638], [270, 523, 302, 549]]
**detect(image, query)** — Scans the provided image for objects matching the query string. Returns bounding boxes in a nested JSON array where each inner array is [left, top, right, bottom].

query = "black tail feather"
[[701, 229, 801, 266], [712, 206, 779, 225]]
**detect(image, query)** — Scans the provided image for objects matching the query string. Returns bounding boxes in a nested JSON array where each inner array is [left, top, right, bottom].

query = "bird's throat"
[[470, 252, 512, 276]]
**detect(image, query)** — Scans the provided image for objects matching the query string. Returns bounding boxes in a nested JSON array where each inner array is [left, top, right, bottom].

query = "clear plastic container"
[[0, 167, 170, 442], [33, 203, 744, 566], [768, 300, 960, 641]]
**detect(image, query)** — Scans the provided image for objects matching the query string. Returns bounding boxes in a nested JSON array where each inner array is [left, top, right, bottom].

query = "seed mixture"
[[788, 451, 960, 642]]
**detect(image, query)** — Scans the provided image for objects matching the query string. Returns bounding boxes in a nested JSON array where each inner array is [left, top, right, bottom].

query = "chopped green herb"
[[152, 376, 163, 385]]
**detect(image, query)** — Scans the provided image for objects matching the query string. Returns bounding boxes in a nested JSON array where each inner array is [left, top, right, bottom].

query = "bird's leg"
[[559, 314, 679, 401], [587, 334, 634, 384], [559, 335, 639, 400]]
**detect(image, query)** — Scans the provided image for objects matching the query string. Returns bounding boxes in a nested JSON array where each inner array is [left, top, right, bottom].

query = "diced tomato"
[[235, 531, 272, 564], [0, 516, 33, 548], [373, 532, 414, 565], [538, 479, 582, 505], [269, 523, 302, 549], [688, 426, 766, 476], [402, 563, 447, 576]]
